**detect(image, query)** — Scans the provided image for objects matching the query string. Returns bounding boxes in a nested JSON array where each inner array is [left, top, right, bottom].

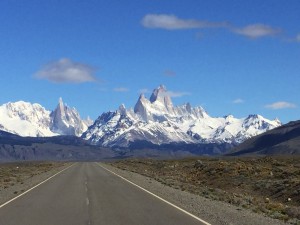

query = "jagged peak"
[[149, 85, 174, 114], [119, 103, 126, 109], [135, 94, 151, 108], [135, 93, 150, 107], [78, 85, 283, 147], [118, 104, 127, 115], [54, 98, 66, 115], [58, 97, 64, 105], [55, 98, 79, 115], [150, 85, 168, 103], [184, 102, 192, 114], [224, 114, 234, 119], [246, 114, 260, 120], [138, 93, 147, 101], [243, 114, 282, 127], [186, 102, 192, 108], [57, 97, 71, 110]]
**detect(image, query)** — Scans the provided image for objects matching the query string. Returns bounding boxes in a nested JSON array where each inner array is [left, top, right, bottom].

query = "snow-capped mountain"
[[0, 101, 56, 137], [83, 85, 281, 147], [0, 98, 92, 137], [50, 98, 93, 136]]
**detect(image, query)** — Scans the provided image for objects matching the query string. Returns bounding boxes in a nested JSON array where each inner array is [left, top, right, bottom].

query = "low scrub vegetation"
[[0, 162, 65, 191], [111, 156, 300, 224]]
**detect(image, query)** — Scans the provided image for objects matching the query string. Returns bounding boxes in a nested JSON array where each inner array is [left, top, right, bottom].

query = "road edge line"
[[0, 163, 75, 209], [97, 163, 211, 225]]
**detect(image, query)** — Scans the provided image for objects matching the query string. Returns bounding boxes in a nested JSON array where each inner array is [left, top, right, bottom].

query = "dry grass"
[[111, 156, 300, 223], [0, 162, 66, 191]]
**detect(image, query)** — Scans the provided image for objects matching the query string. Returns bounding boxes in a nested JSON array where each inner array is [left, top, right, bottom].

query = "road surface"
[[0, 162, 208, 225]]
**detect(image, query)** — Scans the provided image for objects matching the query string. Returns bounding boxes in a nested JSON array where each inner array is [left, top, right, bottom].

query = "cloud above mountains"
[[265, 101, 297, 110], [141, 14, 228, 30], [141, 14, 282, 39], [35, 58, 97, 84], [165, 91, 191, 98], [232, 98, 245, 104], [232, 24, 281, 38]]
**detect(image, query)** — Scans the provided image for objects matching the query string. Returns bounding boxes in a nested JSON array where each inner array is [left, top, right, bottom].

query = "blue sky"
[[0, 0, 299, 123]]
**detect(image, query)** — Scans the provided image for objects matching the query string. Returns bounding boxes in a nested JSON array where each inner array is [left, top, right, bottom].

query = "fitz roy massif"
[[0, 85, 281, 149]]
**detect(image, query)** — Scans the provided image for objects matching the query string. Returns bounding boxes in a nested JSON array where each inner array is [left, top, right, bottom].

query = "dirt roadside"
[[0, 162, 72, 205], [109, 157, 300, 224]]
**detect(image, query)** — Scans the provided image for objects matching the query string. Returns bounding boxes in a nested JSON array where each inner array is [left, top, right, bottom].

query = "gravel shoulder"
[[0, 162, 72, 205], [104, 163, 288, 225]]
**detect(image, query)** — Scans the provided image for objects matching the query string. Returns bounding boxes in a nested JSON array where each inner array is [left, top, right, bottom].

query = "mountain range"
[[0, 85, 281, 151], [0, 98, 93, 137], [230, 120, 300, 156], [82, 85, 281, 148], [1, 85, 299, 159]]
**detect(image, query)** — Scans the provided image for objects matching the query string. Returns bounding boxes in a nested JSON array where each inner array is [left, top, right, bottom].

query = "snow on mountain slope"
[[50, 98, 92, 136], [0, 99, 92, 137], [0, 101, 56, 137], [83, 85, 281, 147]]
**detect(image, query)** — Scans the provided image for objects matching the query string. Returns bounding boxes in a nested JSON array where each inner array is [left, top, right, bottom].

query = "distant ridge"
[[0, 131, 115, 161], [229, 120, 300, 156], [0, 131, 222, 161]]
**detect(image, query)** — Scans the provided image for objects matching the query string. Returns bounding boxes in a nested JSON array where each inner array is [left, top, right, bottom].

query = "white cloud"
[[265, 101, 297, 110], [141, 14, 228, 30], [141, 14, 285, 41], [233, 24, 281, 38], [113, 87, 129, 92], [141, 14, 283, 41], [232, 98, 244, 104], [34, 58, 96, 83], [166, 91, 191, 98]]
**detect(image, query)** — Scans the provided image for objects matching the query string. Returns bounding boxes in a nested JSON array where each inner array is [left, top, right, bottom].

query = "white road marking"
[[85, 180, 88, 192], [86, 197, 90, 206], [97, 163, 211, 225], [0, 163, 75, 209]]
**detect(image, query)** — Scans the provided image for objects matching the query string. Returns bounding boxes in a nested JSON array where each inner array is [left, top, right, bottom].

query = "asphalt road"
[[0, 162, 207, 225]]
